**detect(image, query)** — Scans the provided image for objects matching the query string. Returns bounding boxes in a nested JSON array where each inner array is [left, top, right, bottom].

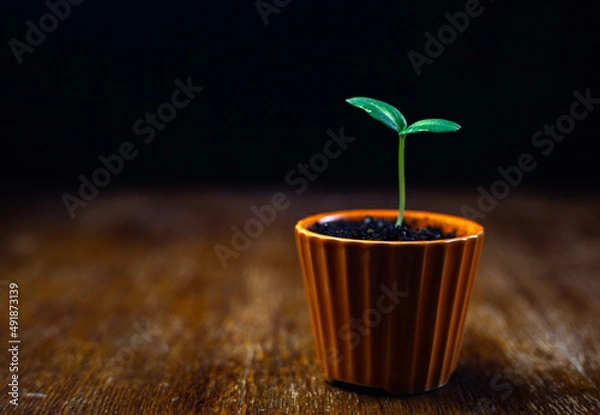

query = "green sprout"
[[346, 97, 460, 227]]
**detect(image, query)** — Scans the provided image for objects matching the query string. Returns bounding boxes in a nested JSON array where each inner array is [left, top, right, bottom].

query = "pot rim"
[[295, 209, 484, 245]]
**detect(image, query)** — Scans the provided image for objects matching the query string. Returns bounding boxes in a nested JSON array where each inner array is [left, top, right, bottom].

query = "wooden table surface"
[[0, 187, 598, 414]]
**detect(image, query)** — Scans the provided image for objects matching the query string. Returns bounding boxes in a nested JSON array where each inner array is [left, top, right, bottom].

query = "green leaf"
[[346, 97, 407, 133], [399, 119, 461, 135]]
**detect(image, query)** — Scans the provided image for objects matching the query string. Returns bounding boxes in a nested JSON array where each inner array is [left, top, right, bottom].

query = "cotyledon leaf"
[[399, 119, 461, 135], [346, 97, 407, 133]]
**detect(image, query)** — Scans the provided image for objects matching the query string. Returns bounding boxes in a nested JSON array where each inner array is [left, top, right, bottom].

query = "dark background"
[[1, 0, 598, 196]]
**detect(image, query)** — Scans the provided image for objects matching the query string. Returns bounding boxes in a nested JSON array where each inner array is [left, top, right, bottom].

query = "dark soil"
[[309, 216, 456, 241]]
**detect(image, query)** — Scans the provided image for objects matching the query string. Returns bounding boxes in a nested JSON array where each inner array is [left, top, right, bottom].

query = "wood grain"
[[0, 187, 598, 414]]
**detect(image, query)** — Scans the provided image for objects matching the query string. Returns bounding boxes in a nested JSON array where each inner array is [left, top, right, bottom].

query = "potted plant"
[[294, 97, 484, 395]]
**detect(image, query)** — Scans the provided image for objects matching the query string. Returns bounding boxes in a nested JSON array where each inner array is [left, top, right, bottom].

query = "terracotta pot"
[[294, 209, 484, 394]]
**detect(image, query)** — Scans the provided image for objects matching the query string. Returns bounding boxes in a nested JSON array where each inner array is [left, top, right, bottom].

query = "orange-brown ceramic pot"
[[295, 209, 484, 395]]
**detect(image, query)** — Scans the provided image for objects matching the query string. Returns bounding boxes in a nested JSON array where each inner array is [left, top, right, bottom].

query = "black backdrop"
[[1, 0, 598, 195]]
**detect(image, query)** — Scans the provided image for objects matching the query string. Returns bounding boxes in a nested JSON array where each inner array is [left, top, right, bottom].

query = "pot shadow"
[[325, 334, 524, 412]]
